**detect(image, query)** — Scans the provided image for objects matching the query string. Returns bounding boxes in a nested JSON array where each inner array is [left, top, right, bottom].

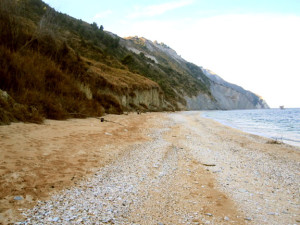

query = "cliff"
[[122, 37, 269, 110], [0, 0, 268, 125], [0, 0, 171, 124], [186, 69, 269, 110]]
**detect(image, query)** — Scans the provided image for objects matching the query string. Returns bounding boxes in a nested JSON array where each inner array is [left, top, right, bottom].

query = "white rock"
[[224, 216, 230, 221], [52, 217, 59, 222]]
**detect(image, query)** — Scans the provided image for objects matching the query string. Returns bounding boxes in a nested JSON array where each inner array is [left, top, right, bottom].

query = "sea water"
[[202, 108, 300, 147]]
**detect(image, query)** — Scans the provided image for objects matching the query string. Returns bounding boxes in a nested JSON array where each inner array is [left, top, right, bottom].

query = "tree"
[[91, 22, 98, 30], [100, 25, 104, 31], [121, 54, 134, 65], [0, 0, 21, 50], [139, 52, 145, 58]]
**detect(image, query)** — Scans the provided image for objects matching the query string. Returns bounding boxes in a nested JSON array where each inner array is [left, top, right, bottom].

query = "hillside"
[[122, 37, 269, 110], [0, 0, 268, 125], [201, 69, 269, 109]]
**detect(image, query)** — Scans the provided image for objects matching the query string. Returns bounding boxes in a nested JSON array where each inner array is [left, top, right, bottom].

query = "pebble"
[[224, 216, 230, 221], [76, 218, 83, 222], [239, 188, 248, 193], [21, 127, 171, 224], [52, 217, 59, 222], [14, 196, 23, 201], [17, 113, 300, 225]]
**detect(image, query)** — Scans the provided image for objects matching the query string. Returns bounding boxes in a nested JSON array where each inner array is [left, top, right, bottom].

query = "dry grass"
[[0, 46, 106, 122], [0, 0, 167, 124], [88, 61, 160, 93], [266, 139, 283, 145]]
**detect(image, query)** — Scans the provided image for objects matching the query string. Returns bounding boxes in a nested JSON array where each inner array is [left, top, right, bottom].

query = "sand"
[[0, 111, 299, 224]]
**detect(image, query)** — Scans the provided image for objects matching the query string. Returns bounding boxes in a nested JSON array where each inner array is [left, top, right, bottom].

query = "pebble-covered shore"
[[19, 127, 171, 224], [11, 112, 300, 224], [172, 112, 300, 225]]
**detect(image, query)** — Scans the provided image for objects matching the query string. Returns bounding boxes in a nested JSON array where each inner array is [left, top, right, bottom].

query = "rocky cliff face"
[[0, 0, 269, 125], [116, 88, 167, 111], [122, 37, 269, 110], [185, 69, 269, 110], [200, 69, 269, 110]]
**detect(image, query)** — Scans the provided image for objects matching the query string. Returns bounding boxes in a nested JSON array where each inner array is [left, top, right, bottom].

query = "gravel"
[[20, 122, 175, 224], [17, 112, 300, 225], [172, 112, 300, 225]]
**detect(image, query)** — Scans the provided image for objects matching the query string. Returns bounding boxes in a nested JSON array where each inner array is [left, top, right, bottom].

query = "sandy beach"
[[0, 112, 299, 224]]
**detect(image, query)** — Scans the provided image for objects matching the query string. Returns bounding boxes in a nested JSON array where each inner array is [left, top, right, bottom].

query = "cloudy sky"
[[43, 0, 300, 108]]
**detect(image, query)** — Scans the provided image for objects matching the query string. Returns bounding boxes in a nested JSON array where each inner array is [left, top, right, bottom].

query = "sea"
[[202, 108, 300, 147]]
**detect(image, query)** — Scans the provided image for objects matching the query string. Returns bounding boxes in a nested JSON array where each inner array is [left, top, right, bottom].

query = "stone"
[[224, 216, 229, 221], [102, 218, 113, 223], [204, 213, 213, 217], [52, 217, 60, 222], [14, 196, 23, 200], [244, 217, 252, 221], [76, 218, 83, 222], [239, 188, 248, 193]]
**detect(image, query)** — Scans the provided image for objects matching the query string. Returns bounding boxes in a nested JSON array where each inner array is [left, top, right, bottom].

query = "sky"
[[43, 0, 300, 108]]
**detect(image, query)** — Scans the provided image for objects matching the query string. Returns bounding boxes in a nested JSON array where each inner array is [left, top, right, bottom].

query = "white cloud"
[[93, 10, 112, 19], [189, 14, 300, 108], [127, 0, 194, 19]]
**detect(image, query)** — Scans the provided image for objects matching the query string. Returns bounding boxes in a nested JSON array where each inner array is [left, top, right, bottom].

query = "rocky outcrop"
[[86, 62, 170, 112], [0, 89, 42, 124], [186, 69, 269, 110], [121, 36, 270, 111], [116, 88, 168, 111], [185, 94, 219, 110], [210, 82, 269, 109]]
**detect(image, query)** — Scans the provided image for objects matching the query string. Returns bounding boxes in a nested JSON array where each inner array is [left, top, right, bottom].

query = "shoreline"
[[202, 108, 300, 148], [172, 111, 300, 224], [0, 112, 299, 224]]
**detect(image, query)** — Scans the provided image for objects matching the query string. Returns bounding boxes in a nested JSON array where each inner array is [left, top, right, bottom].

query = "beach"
[[0, 112, 299, 224]]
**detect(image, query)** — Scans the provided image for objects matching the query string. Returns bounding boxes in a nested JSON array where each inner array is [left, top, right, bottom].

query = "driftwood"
[[68, 113, 125, 127], [100, 118, 125, 127], [201, 163, 216, 167]]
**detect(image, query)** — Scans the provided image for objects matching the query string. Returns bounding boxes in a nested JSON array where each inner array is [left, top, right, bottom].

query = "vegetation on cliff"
[[0, 0, 212, 124]]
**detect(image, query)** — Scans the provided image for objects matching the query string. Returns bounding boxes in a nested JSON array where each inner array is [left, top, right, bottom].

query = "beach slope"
[[0, 112, 299, 224]]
